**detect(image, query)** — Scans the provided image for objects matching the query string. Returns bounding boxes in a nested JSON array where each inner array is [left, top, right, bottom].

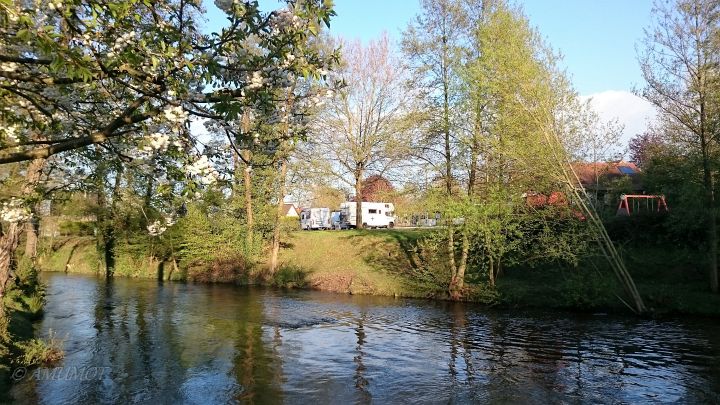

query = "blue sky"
[[210, 0, 654, 95], [202, 0, 657, 143]]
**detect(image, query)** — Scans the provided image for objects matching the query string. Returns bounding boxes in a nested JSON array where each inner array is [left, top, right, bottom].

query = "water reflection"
[[11, 273, 720, 404]]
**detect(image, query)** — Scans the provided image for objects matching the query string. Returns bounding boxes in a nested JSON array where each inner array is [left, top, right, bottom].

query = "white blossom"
[[163, 105, 188, 125], [0, 62, 18, 72], [270, 10, 303, 32], [245, 71, 264, 90], [147, 220, 167, 236], [147, 216, 176, 236], [1, 199, 31, 223], [3, 125, 19, 143], [186, 155, 220, 185], [48, 1, 63, 11], [146, 132, 170, 152]]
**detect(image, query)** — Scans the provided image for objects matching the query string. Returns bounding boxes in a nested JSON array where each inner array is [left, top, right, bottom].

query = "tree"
[[0, 0, 336, 320], [309, 35, 415, 228], [402, 0, 465, 196], [359, 174, 395, 202], [402, 0, 467, 281], [628, 128, 666, 169], [638, 0, 720, 292]]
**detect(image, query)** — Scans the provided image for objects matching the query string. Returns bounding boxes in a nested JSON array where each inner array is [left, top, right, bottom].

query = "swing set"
[[616, 194, 669, 216]]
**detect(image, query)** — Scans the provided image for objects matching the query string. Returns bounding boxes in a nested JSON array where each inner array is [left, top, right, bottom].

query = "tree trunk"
[[488, 254, 495, 288], [451, 230, 470, 297], [355, 172, 363, 229], [22, 157, 46, 265], [243, 150, 254, 249], [443, 74, 452, 195], [98, 164, 123, 279], [24, 217, 39, 262], [701, 148, 718, 292], [0, 223, 22, 320], [447, 227, 457, 281], [454, 114, 481, 296], [269, 159, 288, 275]]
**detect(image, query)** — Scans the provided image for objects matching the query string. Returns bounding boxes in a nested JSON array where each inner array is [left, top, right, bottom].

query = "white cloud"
[[580, 90, 657, 148]]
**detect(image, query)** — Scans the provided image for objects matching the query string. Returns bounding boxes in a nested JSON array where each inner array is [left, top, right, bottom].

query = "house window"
[[368, 209, 377, 214]]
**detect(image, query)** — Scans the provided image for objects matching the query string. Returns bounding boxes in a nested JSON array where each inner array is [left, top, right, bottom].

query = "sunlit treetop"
[[0, 0, 339, 221]]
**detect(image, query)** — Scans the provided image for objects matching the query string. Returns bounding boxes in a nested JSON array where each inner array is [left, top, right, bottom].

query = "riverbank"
[[36, 230, 720, 316]]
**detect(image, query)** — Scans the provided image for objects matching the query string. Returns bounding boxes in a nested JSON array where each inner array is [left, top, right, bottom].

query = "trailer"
[[300, 208, 331, 230], [339, 202, 395, 228]]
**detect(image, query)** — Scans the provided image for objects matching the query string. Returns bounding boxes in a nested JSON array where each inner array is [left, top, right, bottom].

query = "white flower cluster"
[[305, 89, 334, 109], [186, 155, 220, 185], [147, 216, 175, 236], [163, 105, 188, 125], [48, 1, 64, 11], [280, 53, 296, 69], [108, 31, 137, 58], [1, 199, 31, 223], [2, 125, 19, 143], [0, 62, 18, 72], [270, 10, 302, 34], [143, 132, 170, 153], [245, 71, 264, 90]]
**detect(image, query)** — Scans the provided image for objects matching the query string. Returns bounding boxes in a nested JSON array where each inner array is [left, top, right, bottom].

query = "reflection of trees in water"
[[354, 310, 371, 402], [231, 288, 284, 404], [448, 302, 475, 387], [88, 279, 186, 403]]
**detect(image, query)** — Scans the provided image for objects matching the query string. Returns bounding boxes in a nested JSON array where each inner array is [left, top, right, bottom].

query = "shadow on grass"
[[341, 229, 427, 274]]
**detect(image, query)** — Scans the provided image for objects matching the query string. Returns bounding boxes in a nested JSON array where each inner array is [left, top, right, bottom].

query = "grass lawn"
[[275, 228, 434, 297]]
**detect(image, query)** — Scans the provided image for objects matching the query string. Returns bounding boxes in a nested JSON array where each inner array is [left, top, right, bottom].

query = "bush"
[[58, 221, 95, 236], [272, 265, 308, 288], [14, 330, 64, 367], [187, 255, 253, 283]]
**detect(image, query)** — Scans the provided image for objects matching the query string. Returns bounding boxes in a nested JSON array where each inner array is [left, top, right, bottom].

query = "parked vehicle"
[[300, 208, 331, 230], [339, 202, 395, 228], [330, 210, 349, 230]]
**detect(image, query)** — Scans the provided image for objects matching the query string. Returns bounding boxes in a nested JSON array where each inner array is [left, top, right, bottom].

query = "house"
[[571, 160, 643, 208], [572, 160, 642, 192], [282, 203, 299, 217]]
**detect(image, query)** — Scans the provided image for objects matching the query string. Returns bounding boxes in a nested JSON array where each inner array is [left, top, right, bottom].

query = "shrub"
[[272, 265, 308, 288], [58, 221, 95, 236], [14, 330, 64, 367]]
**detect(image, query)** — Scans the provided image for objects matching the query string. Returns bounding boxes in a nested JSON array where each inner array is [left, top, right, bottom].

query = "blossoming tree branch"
[[0, 0, 339, 314]]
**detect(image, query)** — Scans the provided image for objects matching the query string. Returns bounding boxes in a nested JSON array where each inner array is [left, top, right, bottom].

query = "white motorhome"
[[340, 202, 395, 228], [300, 208, 332, 230]]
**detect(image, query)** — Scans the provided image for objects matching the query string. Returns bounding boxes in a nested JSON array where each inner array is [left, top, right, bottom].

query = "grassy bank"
[[38, 229, 720, 316], [273, 229, 433, 296], [0, 262, 63, 402]]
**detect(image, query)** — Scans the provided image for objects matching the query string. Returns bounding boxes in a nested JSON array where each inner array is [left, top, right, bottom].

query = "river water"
[[9, 272, 720, 404]]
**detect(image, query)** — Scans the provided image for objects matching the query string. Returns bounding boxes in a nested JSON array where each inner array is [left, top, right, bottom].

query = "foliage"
[[13, 330, 64, 367], [271, 264, 309, 288], [637, 0, 720, 292], [174, 204, 254, 267]]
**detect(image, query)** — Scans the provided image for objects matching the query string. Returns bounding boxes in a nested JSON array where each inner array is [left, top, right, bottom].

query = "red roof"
[[571, 161, 641, 190], [282, 203, 298, 216]]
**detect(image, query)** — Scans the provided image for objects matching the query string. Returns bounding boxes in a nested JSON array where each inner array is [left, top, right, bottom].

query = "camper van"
[[330, 210, 349, 230], [340, 202, 395, 228], [300, 208, 331, 230]]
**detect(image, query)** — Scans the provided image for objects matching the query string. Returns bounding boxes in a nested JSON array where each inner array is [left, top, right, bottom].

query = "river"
[[9, 272, 720, 404]]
